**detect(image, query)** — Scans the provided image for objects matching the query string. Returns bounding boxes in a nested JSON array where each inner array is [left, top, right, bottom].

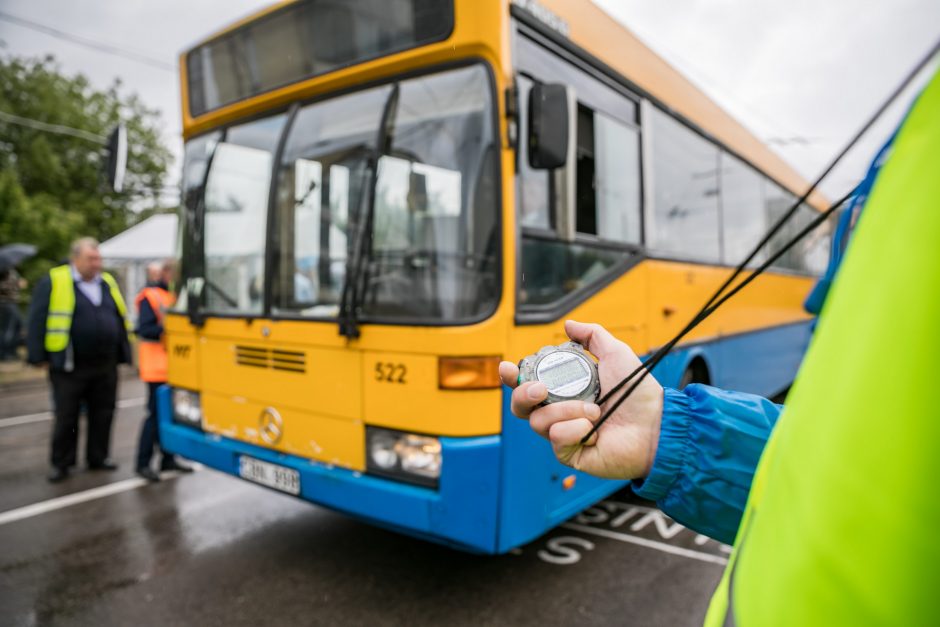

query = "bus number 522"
[[375, 363, 407, 384]]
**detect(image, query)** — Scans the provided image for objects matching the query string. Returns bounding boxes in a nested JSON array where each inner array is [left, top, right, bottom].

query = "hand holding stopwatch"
[[517, 342, 600, 405]]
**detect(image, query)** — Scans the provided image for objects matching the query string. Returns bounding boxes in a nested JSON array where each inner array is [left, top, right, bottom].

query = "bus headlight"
[[172, 388, 202, 428], [366, 427, 441, 488]]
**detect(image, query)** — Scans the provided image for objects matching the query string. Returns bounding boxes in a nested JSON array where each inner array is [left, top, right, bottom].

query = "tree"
[[0, 52, 173, 293]]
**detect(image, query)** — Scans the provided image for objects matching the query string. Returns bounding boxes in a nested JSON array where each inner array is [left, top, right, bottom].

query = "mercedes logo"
[[259, 407, 283, 445]]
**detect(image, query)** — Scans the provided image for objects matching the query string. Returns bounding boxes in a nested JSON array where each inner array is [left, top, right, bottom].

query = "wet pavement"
[[0, 377, 725, 626]]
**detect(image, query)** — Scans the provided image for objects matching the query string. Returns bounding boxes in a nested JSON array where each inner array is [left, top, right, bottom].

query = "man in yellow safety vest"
[[27, 237, 133, 483]]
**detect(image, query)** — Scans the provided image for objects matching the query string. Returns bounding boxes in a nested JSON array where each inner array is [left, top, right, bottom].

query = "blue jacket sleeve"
[[631, 384, 782, 545], [135, 297, 163, 341]]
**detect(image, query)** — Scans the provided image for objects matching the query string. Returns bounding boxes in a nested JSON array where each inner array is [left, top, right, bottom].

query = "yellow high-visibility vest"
[[45, 264, 132, 353], [704, 69, 940, 626]]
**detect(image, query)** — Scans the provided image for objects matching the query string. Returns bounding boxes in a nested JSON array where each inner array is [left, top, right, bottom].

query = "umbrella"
[[0, 243, 37, 272]]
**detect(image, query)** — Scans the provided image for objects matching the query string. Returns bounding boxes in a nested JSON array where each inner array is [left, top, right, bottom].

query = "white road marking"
[[0, 467, 197, 527], [116, 398, 147, 409], [0, 397, 146, 428], [538, 536, 595, 565], [561, 522, 729, 566], [0, 411, 52, 428]]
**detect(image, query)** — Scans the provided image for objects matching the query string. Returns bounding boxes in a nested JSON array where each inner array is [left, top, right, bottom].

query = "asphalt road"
[[0, 375, 726, 626]]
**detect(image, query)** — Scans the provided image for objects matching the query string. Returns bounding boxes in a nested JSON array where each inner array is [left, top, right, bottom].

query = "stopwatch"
[[517, 342, 600, 405]]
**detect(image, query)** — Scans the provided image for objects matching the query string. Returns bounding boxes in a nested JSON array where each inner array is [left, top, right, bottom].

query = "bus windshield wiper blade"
[[338, 83, 400, 338], [185, 133, 223, 328], [205, 277, 239, 308], [338, 162, 372, 338]]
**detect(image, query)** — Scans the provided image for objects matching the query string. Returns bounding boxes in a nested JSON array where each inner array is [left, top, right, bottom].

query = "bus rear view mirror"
[[528, 83, 573, 169], [528, 83, 577, 241], [105, 124, 127, 193]]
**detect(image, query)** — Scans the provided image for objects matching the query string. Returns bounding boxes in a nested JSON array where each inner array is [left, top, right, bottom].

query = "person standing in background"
[[27, 238, 133, 483], [0, 267, 26, 360], [134, 259, 193, 481]]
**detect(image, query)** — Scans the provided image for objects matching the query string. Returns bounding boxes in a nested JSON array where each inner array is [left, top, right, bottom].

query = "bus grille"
[[234, 345, 306, 374]]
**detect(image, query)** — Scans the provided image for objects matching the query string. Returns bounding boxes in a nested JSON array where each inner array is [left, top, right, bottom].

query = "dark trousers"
[[49, 361, 118, 468], [136, 382, 165, 469], [0, 302, 21, 359]]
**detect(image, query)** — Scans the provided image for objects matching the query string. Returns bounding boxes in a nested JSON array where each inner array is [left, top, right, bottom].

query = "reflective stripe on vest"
[[44, 265, 131, 353], [45, 265, 75, 352]]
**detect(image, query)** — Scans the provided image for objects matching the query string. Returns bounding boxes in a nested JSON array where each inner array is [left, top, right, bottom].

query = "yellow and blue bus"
[[160, 0, 829, 553]]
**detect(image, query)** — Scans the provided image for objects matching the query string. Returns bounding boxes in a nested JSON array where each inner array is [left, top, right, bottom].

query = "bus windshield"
[[180, 63, 500, 325]]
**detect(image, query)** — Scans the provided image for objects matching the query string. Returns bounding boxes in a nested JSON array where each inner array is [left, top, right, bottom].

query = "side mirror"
[[408, 169, 428, 213], [528, 83, 577, 241], [105, 124, 128, 193], [528, 83, 573, 170]]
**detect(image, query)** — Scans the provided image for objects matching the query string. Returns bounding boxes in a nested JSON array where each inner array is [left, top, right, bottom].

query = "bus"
[[160, 0, 829, 553]]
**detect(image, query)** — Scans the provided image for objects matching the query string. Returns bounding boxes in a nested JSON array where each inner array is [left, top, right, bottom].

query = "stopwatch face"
[[535, 350, 593, 398]]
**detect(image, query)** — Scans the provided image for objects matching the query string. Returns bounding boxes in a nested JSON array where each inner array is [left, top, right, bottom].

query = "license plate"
[[238, 456, 301, 495]]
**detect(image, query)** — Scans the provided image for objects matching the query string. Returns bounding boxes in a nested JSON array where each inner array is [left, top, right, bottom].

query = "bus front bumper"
[[157, 386, 502, 553]]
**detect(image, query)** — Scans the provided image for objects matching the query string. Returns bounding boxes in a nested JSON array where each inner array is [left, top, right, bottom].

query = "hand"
[[499, 320, 664, 480]]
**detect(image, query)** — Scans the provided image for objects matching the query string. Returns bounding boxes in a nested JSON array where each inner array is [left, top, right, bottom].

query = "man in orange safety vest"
[[134, 260, 193, 481]]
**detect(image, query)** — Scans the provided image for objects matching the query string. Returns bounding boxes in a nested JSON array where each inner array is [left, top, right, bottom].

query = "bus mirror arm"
[[554, 84, 577, 242]]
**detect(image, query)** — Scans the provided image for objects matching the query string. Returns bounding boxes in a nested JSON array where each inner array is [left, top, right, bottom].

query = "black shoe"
[[160, 457, 194, 473], [47, 467, 69, 483], [88, 459, 119, 471], [136, 467, 161, 482]]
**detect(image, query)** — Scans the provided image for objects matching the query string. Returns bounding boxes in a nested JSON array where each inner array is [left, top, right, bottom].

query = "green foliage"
[[0, 52, 173, 293]]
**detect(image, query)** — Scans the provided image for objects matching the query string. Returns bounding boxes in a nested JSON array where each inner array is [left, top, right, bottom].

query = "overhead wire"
[[0, 109, 181, 204], [581, 36, 940, 444], [0, 10, 175, 72], [0, 109, 108, 144]]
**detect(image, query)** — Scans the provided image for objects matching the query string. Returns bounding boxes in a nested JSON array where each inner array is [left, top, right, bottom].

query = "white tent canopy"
[[99, 213, 178, 261], [99, 213, 178, 320]]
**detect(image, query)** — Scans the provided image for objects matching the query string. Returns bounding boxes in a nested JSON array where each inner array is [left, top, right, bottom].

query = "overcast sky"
[[1, 0, 937, 207]]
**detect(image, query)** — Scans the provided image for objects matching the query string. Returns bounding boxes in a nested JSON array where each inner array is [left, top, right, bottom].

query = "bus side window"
[[575, 104, 597, 235], [765, 183, 827, 275], [575, 105, 642, 244], [517, 98, 642, 308], [720, 151, 767, 267], [515, 33, 642, 312], [648, 107, 721, 263]]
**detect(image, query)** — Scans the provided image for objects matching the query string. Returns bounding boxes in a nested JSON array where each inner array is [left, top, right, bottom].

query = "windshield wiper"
[[185, 134, 223, 328], [338, 83, 400, 338], [205, 278, 239, 308], [337, 163, 372, 338]]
